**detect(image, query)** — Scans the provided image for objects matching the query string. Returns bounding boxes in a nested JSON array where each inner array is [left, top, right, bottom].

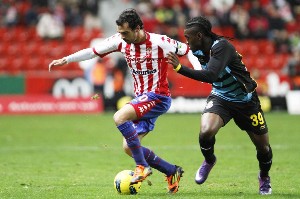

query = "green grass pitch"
[[0, 112, 299, 199]]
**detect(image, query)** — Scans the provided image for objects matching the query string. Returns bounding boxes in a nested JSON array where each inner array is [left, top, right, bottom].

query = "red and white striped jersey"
[[92, 32, 190, 97]]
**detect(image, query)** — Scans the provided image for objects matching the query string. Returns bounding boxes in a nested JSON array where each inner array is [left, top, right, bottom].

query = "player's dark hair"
[[186, 16, 232, 40], [116, 8, 144, 30]]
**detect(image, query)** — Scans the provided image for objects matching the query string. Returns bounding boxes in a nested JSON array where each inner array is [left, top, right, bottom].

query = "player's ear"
[[197, 32, 202, 40], [135, 25, 140, 32]]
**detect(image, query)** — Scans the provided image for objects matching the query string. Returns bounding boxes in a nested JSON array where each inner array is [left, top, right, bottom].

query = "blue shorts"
[[129, 92, 171, 134]]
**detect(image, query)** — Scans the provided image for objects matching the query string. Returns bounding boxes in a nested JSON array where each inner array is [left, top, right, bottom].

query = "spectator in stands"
[[247, 1, 270, 39], [24, 5, 38, 26], [136, 1, 159, 33], [36, 8, 65, 40], [4, 2, 19, 27], [266, 4, 286, 40], [248, 12, 269, 39], [289, 31, 300, 51], [273, 30, 291, 54], [248, 0, 267, 17], [282, 47, 300, 89], [65, 3, 83, 27], [229, 4, 249, 39], [79, 0, 101, 31], [91, 58, 107, 97], [210, 0, 234, 26]]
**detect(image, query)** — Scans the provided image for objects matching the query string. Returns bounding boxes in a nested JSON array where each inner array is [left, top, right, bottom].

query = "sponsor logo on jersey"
[[131, 68, 157, 75], [125, 55, 158, 64]]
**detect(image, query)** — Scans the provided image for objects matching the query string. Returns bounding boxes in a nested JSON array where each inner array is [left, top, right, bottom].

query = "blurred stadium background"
[[0, 0, 300, 114]]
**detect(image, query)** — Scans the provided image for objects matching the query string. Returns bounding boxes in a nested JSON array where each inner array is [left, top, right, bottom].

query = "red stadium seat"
[[64, 27, 85, 42], [269, 54, 290, 70], [7, 44, 23, 56], [243, 40, 260, 56], [253, 56, 268, 70], [0, 57, 9, 72], [9, 57, 24, 73], [24, 56, 41, 71], [0, 42, 9, 57], [258, 40, 275, 55], [232, 41, 247, 56], [23, 41, 41, 57]]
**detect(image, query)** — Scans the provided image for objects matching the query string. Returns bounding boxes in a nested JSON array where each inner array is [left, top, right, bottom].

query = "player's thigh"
[[201, 112, 224, 136], [114, 104, 138, 125], [202, 95, 232, 130], [130, 92, 171, 119], [233, 100, 268, 135]]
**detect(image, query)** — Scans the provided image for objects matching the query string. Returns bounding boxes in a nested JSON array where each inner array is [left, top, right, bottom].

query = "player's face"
[[117, 22, 138, 44], [184, 28, 203, 52]]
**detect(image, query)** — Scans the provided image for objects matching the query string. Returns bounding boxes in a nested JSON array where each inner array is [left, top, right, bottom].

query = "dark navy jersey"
[[178, 39, 257, 102]]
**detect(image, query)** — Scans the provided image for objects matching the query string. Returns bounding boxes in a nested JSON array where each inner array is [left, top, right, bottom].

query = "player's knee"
[[113, 111, 125, 126], [200, 125, 217, 140], [257, 145, 272, 162], [259, 144, 272, 155]]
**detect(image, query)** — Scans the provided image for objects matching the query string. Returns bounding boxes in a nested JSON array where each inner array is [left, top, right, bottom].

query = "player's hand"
[[48, 58, 67, 72], [167, 52, 180, 69]]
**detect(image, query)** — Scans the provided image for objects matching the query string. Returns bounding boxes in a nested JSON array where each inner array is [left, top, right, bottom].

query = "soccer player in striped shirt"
[[167, 16, 273, 195], [49, 9, 200, 193]]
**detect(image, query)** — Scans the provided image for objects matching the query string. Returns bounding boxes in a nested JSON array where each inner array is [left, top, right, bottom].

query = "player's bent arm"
[[49, 48, 97, 71], [176, 65, 217, 83], [167, 51, 218, 83]]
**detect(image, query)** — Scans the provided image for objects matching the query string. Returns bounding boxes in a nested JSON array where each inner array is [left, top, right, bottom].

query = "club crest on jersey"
[[146, 47, 152, 57], [205, 101, 213, 110]]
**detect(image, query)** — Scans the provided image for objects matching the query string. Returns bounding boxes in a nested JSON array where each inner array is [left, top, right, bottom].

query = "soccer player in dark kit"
[[167, 16, 273, 195]]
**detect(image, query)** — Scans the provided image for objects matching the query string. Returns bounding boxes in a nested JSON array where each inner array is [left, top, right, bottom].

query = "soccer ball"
[[114, 170, 141, 195]]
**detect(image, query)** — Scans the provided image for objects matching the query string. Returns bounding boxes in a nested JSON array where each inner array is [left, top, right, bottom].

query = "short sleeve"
[[159, 35, 189, 57]]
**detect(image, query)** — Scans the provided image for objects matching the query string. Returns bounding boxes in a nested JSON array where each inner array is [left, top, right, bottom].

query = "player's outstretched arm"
[[48, 48, 97, 72]]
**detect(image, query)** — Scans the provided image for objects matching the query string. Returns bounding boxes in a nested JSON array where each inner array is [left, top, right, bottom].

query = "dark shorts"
[[203, 93, 268, 135]]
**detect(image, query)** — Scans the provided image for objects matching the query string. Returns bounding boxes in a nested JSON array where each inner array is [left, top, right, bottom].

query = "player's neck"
[[135, 30, 146, 43], [203, 38, 213, 55]]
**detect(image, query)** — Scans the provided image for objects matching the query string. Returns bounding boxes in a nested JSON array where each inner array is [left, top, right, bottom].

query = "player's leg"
[[195, 96, 231, 184], [233, 93, 272, 195], [123, 135, 183, 193], [122, 93, 183, 193], [247, 131, 272, 195], [123, 132, 183, 193], [122, 133, 147, 156], [195, 112, 223, 184], [123, 130, 176, 176], [113, 103, 152, 184]]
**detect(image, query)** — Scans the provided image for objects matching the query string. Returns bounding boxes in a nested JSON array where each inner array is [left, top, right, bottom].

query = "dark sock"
[[142, 147, 176, 176], [257, 145, 273, 177], [117, 121, 148, 166], [199, 136, 216, 164]]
